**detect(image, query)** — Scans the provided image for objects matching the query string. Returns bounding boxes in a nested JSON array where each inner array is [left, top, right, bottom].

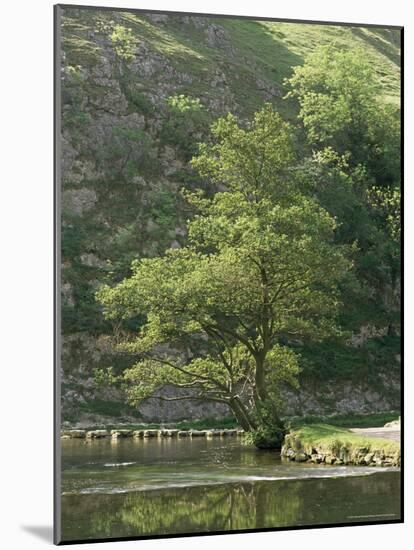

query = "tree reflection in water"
[[61, 473, 400, 541]]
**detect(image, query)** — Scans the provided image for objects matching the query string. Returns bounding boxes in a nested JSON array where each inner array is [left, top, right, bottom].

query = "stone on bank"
[[281, 424, 400, 467]]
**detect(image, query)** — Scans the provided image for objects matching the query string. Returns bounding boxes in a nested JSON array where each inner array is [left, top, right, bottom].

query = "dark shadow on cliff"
[[351, 27, 400, 66]]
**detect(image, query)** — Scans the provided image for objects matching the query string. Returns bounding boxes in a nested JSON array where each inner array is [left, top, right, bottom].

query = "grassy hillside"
[[62, 10, 400, 117]]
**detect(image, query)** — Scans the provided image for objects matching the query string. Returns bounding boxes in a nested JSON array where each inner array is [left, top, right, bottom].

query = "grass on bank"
[[286, 422, 400, 457], [288, 411, 400, 429]]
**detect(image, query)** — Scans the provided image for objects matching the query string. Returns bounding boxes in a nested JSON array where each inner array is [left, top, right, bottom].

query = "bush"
[[246, 426, 285, 449], [161, 94, 209, 158], [110, 25, 137, 60]]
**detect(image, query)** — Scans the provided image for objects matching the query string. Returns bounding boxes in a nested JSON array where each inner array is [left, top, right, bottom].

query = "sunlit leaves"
[[110, 25, 137, 60], [96, 104, 351, 433], [191, 103, 294, 200], [286, 45, 400, 186]]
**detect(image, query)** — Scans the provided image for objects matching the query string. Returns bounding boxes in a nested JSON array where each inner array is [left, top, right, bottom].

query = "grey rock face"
[[146, 14, 169, 24], [294, 452, 308, 462], [61, 332, 400, 426], [62, 188, 97, 216], [205, 24, 236, 56]]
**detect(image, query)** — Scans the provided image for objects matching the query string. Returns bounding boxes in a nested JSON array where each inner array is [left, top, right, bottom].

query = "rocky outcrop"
[[281, 374, 400, 417], [281, 445, 400, 467], [281, 431, 400, 467]]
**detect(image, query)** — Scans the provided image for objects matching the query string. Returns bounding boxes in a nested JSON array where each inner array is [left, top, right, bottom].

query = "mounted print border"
[[54, 4, 404, 545]]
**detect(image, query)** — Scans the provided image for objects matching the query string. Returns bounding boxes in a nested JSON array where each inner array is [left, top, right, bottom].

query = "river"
[[60, 437, 401, 542]]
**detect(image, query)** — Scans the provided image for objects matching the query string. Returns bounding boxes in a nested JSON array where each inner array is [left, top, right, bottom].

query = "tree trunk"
[[229, 397, 257, 431], [254, 357, 285, 431]]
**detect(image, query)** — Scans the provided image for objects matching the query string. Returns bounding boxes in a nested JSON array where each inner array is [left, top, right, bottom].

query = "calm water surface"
[[61, 438, 400, 541]]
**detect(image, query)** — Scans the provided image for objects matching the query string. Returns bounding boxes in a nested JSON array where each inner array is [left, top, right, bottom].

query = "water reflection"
[[60, 439, 400, 541]]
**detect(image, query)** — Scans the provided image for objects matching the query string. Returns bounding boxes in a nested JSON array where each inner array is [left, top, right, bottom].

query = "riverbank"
[[60, 412, 401, 468], [281, 423, 400, 467]]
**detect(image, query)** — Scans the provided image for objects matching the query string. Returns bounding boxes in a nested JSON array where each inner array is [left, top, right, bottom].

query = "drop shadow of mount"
[[21, 525, 53, 543]]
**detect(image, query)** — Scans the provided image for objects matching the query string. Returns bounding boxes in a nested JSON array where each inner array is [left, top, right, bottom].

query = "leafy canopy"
[[286, 46, 400, 338], [97, 104, 351, 436], [286, 46, 400, 186]]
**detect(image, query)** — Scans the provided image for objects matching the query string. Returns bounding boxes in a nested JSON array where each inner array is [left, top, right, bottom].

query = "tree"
[[366, 184, 401, 334], [287, 47, 401, 335], [97, 104, 351, 447], [161, 94, 210, 159], [286, 46, 400, 187]]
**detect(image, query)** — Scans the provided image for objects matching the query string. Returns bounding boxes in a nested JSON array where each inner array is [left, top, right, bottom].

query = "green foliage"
[[97, 105, 351, 444], [245, 424, 285, 449], [149, 187, 178, 236], [64, 107, 91, 128], [118, 66, 155, 115], [286, 46, 400, 185], [297, 335, 400, 383], [288, 62, 401, 337], [127, 90, 154, 115], [191, 104, 294, 198], [61, 224, 87, 258], [288, 423, 400, 456], [94, 366, 118, 387], [77, 398, 142, 419], [161, 94, 210, 158], [98, 125, 157, 179], [167, 94, 204, 113], [367, 185, 401, 242], [110, 24, 137, 60], [286, 46, 378, 147], [289, 411, 399, 429], [62, 64, 92, 131], [61, 216, 112, 333]]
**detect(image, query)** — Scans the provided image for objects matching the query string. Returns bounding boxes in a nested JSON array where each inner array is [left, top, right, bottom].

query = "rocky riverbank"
[[281, 423, 400, 467]]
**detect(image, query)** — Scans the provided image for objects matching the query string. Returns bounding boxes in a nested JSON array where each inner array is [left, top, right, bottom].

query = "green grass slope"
[[62, 9, 400, 119]]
